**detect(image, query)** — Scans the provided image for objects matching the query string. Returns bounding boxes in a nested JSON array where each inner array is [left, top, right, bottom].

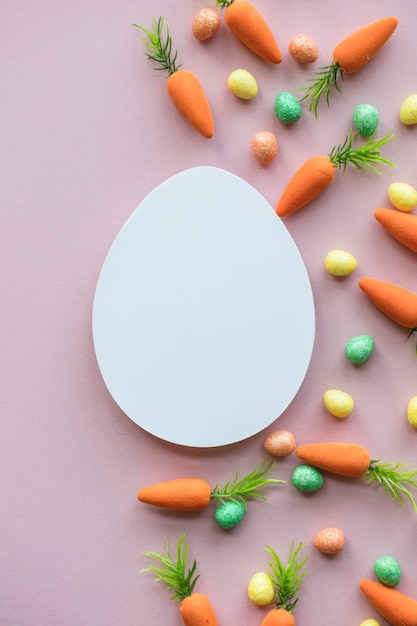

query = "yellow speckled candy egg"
[[227, 69, 258, 100], [387, 182, 417, 212], [323, 389, 354, 418], [288, 33, 319, 64], [247, 572, 275, 605], [325, 250, 357, 276], [263, 429, 296, 456], [407, 396, 417, 428], [192, 8, 220, 41], [400, 94, 417, 125], [360, 620, 381, 626], [314, 527, 345, 554], [251, 131, 278, 165]]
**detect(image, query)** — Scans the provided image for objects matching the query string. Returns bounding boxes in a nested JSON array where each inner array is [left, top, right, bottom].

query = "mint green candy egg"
[[353, 104, 379, 136], [274, 91, 302, 124], [292, 465, 324, 492], [344, 334, 375, 364], [374, 555, 401, 587], [214, 500, 245, 529]]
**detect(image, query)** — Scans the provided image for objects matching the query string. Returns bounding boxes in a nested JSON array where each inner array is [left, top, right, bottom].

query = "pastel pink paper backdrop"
[[2, 1, 417, 625]]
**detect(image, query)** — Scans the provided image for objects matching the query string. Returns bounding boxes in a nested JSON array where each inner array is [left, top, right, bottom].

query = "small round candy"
[[387, 182, 417, 212], [214, 500, 245, 529], [274, 91, 302, 124], [247, 572, 275, 605], [192, 8, 220, 41], [288, 33, 318, 64], [313, 527, 345, 554], [227, 69, 258, 99], [344, 335, 375, 365], [399, 94, 417, 125], [373, 555, 401, 587], [251, 131, 278, 165], [325, 250, 357, 276], [360, 620, 380, 626], [353, 104, 379, 137], [263, 430, 296, 457], [292, 465, 324, 492], [407, 396, 417, 428], [323, 390, 354, 418]]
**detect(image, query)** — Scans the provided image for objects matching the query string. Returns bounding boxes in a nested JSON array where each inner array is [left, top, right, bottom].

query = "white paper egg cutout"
[[92, 166, 315, 447]]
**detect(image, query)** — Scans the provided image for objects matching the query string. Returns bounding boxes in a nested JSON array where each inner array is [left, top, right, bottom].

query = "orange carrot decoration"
[[133, 17, 214, 138], [295, 442, 417, 511], [142, 534, 218, 626], [359, 579, 417, 626], [375, 208, 417, 253], [359, 277, 417, 334], [276, 131, 395, 217], [138, 459, 283, 529], [299, 17, 398, 116], [215, 0, 282, 63]]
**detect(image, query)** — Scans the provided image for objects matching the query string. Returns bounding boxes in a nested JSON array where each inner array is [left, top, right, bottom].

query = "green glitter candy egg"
[[214, 500, 246, 529], [353, 104, 379, 137], [374, 555, 402, 587], [292, 465, 324, 492], [344, 334, 375, 364], [274, 91, 302, 124]]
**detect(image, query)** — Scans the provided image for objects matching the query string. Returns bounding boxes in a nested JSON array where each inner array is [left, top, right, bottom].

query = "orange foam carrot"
[[134, 17, 214, 138], [216, 0, 282, 63], [138, 478, 212, 511], [260, 608, 295, 625], [375, 208, 417, 253], [360, 579, 417, 626], [359, 277, 417, 329], [295, 442, 371, 477], [180, 593, 218, 626]]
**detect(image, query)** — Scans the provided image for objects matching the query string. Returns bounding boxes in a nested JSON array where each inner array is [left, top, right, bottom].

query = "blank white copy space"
[[92, 167, 315, 447]]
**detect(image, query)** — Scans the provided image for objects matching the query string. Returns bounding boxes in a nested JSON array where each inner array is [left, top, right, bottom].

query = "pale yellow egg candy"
[[388, 182, 417, 212], [360, 620, 381, 626], [323, 389, 354, 418], [399, 94, 417, 125], [227, 69, 258, 100], [407, 396, 417, 428], [325, 250, 357, 276], [247, 572, 275, 605]]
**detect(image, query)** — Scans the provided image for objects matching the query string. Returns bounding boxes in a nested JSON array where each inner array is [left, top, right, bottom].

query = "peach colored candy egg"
[[263, 430, 296, 456], [192, 8, 220, 41], [314, 527, 345, 554], [251, 131, 278, 165], [288, 33, 319, 64]]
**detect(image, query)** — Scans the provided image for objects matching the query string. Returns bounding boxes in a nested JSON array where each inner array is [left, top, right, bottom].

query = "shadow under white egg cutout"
[[92, 166, 315, 447]]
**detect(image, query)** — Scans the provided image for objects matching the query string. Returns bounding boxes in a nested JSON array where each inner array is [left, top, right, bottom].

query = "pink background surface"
[[3, 1, 417, 625]]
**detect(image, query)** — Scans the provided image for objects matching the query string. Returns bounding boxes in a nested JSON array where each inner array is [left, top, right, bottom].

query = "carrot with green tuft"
[[375, 208, 417, 253], [215, 0, 282, 63], [295, 442, 417, 511], [142, 534, 218, 626], [360, 579, 417, 626], [299, 16, 398, 116], [276, 130, 395, 217], [359, 277, 417, 337], [133, 17, 214, 138]]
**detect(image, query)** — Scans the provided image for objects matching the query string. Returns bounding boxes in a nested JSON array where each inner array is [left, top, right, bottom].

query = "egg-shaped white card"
[[92, 166, 315, 447]]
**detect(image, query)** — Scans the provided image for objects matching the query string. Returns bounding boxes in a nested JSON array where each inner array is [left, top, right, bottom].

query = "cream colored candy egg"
[[323, 389, 354, 418], [227, 69, 258, 100], [314, 527, 345, 554], [247, 572, 275, 605], [192, 8, 220, 41], [360, 620, 380, 626], [387, 182, 417, 212], [288, 33, 319, 64], [263, 430, 296, 456], [325, 250, 357, 276], [407, 396, 417, 428], [251, 131, 278, 165], [400, 94, 417, 125]]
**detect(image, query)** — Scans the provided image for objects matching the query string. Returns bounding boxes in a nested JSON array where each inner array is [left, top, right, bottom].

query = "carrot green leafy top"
[[215, 0, 234, 7], [133, 16, 181, 76], [328, 130, 395, 173], [265, 542, 308, 613], [298, 61, 343, 117], [365, 459, 417, 512], [142, 534, 199, 601]]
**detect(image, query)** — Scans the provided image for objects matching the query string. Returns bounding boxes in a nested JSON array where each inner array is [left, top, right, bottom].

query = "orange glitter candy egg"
[[251, 131, 278, 165], [192, 8, 221, 41], [288, 33, 319, 64], [263, 429, 296, 456], [314, 527, 346, 554]]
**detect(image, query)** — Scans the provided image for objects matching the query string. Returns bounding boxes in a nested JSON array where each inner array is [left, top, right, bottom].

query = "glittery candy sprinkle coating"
[[251, 131, 278, 165], [314, 527, 345, 554], [288, 33, 319, 64], [263, 429, 296, 456], [192, 8, 220, 41]]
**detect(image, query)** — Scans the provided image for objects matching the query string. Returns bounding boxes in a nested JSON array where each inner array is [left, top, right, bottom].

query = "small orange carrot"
[[375, 208, 417, 253], [359, 277, 417, 330], [216, 0, 282, 63], [138, 477, 212, 511], [300, 17, 398, 115], [359, 579, 417, 626], [134, 17, 214, 138], [143, 534, 218, 626], [295, 442, 417, 511], [276, 131, 395, 217]]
